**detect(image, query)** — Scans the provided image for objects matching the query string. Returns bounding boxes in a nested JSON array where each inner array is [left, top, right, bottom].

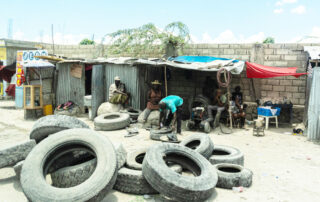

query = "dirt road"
[[0, 100, 320, 202]]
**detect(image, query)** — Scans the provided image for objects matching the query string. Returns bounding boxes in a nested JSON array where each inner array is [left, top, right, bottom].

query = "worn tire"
[[21, 128, 117, 202], [189, 95, 210, 113], [180, 134, 214, 159], [0, 140, 36, 168], [114, 163, 182, 195], [29, 115, 89, 143], [142, 143, 218, 202], [50, 142, 126, 188], [209, 145, 244, 166], [126, 147, 148, 170], [149, 128, 173, 141], [125, 108, 141, 120], [13, 161, 24, 180], [94, 113, 130, 131], [213, 163, 253, 189]]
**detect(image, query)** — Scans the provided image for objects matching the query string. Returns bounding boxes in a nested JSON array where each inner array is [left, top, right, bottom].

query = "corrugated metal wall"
[[56, 63, 85, 111], [104, 64, 140, 109], [307, 67, 320, 141], [92, 65, 105, 119]]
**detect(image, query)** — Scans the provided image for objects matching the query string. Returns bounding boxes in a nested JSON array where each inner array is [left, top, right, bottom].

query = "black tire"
[[209, 145, 244, 166], [142, 143, 218, 202], [13, 161, 24, 180], [21, 128, 117, 202], [50, 142, 126, 188], [0, 140, 36, 168], [51, 159, 98, 188], [94, 112, 130, 131], [180, 134, 214, 159], [125, 108, 141, 120], [213, 163, 253, 189], [114, 163, 182, 195], [149, 128, 173, 141], [30, 115, 89, 143], [188, 95, 210, 113], [126, 147, 148, 170]]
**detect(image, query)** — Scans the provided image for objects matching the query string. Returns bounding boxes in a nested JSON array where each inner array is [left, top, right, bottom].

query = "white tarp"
[[304, 46, 320, 60]]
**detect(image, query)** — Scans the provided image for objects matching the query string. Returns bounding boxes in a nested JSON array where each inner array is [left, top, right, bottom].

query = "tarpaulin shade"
[[168, 56, 239, 63], [245, 62, 308, 78]]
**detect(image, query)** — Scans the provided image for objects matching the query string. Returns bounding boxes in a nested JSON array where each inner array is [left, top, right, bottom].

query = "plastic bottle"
[[232, 186, 244, 193]]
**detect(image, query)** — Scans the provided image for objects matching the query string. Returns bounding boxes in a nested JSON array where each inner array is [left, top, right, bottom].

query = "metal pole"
[[51, 24, 55, 55], [164, 65, 168, 97]]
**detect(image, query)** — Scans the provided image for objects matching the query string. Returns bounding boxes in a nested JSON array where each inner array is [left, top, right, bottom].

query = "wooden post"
[[224, 70, 232, 129], [164, 65, 168, 97]]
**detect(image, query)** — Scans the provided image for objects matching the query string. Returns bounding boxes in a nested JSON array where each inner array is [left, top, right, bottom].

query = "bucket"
[[43, 105, 53, 116]]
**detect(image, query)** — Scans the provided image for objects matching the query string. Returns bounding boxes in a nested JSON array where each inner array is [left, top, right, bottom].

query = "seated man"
[[159, 95, 183, 135], [232, 86, 246, 128], [207, 89, 226, 128], [143, 80, 163, 122], [108, 76, 130, 105]]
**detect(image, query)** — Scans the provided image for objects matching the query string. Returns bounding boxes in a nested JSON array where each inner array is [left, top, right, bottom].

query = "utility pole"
[[7, 19, 13, 39], [51, 24, 55, 55]]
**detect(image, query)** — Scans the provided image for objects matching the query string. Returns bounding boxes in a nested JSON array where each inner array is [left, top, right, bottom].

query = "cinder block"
[[260, 79, 268, 85], [274, 61, 288, 66], [293, 93, 305, 99], [223, 49, 235, 55], [280, 80, 292, 86], [283, 92, 293, 98], [261, 91, 267, 96], [261, 85, 272, 91], [299, 98, 306, 105], [299, 86, 306, 93], [264, 49, 275, 55], [267, 91, 280, 98], [286, 86, 298, 92], [240, 44, 253, 48], [265, 55, 281, 61], [209, 49, 222, 55], [276, 49, 289, 55], [263, 61, 275, 66], [235, 49, 247, 55], [290, 98, 299, 105], [267, 79, 280, 86], [268, 44, 284, 49], [240, 55, 250, 60], [219, 44, 230, 48], [273, 85, 285, 91], [284, 55, 298, 61], [207, 44, 219, 48], [284, 44, 298, 49], [292, 80, 306, 86]]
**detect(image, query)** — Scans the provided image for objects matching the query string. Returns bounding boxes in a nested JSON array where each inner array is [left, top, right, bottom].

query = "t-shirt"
[[232, 92, 243, 105], [160, 95, 183, 113]]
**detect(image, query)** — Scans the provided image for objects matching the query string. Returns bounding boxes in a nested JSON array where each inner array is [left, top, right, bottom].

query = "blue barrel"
[[15, 86, 24, 108]]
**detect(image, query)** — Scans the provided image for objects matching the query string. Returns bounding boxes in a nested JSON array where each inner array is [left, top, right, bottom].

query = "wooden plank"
[[70, 64, 83, 78]]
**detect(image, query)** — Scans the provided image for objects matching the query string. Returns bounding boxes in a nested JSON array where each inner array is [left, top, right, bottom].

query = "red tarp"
[[0, 65, 15, 83], [245, 61, 308, 78]]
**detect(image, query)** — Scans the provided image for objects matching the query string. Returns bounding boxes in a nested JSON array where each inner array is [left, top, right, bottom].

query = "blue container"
[[15, 86, 24, 108], [257, 107, 281, 116]]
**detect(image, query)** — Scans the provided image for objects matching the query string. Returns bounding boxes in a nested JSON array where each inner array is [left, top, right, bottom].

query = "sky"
[[0, 0, 319, 44]]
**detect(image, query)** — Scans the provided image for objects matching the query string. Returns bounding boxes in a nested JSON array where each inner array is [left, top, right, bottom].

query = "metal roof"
[[89, 57, 245, 74]]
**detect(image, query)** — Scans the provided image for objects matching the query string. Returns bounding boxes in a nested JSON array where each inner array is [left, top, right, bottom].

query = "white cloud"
[[288, 26, 320, 43], [274, 8, 284, 14], [276, 0, 297, 6], [291, 5, 306, 14], [192, 30, 266, 44]]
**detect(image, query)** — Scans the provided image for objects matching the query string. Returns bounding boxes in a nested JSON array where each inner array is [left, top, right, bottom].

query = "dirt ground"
[[0, 100, 320, 202]]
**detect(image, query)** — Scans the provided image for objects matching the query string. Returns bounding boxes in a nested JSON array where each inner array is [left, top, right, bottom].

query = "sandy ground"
[[0, 100, 320, 202]]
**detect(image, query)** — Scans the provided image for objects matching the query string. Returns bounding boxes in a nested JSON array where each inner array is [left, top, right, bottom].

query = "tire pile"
[[0, 115, 253, 202]]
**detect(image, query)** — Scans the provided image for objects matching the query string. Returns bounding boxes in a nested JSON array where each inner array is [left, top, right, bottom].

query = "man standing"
[[108, 76, 129, 105], [159, 95, 183, 134], [143, 80, 163, 122]]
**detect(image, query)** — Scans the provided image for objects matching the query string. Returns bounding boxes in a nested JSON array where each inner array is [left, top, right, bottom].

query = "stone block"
[[274, 61, 288, 66], [273, 85, 285, 91], [261, 91, 267, 96], [283, 92, 293, 98], [276, 49, 289, 55], [207, 44, 219, 48], [284, 44, 298, 49], [260, 79, 268, 85], [268, 44, 284, 49], [265, 55, 281, 61], [235, 49, 247, 55], [286, 86, 298, 92], [264, 49, 275, 55], [229, 44, 241, 48], [293, 93, 305, 99], [223, 49, 235, 55], [209, 49, 222, 55], [299, 98, 306, 105], [299, 86, 306, 93], [240, 44, 253, 48], [284, 55, 298, 61], [219, 44, 230, 48], [292, 80, 306, 86], [290, 98, 299, 105], [261, 85, 272, 91], [267, 79, 280, 86], [263, 61, 275, 66], [280, 80, 292, 86], [240, 55, 250, 60], [267, 91, 280, 98]]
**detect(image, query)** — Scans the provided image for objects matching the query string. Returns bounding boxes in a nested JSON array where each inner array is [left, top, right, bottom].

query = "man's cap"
[[151, 80, 161, 85], [114, 76, 120, 80]]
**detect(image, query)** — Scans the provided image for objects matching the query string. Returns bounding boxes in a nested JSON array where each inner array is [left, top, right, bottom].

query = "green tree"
[[79, 38, 95, 45], [104, 22, 190, 57], [263, 37, 275, 44]]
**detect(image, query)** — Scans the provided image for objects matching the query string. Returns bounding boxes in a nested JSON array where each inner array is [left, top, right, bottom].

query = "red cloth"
[[5, 84, 15, 97], [85, 65, 93, 71], [0, 66, 15, 82], [245, 62, 308, 78]]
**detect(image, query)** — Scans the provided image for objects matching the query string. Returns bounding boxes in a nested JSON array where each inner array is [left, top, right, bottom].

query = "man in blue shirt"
[[159, 95, 183, 134]]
